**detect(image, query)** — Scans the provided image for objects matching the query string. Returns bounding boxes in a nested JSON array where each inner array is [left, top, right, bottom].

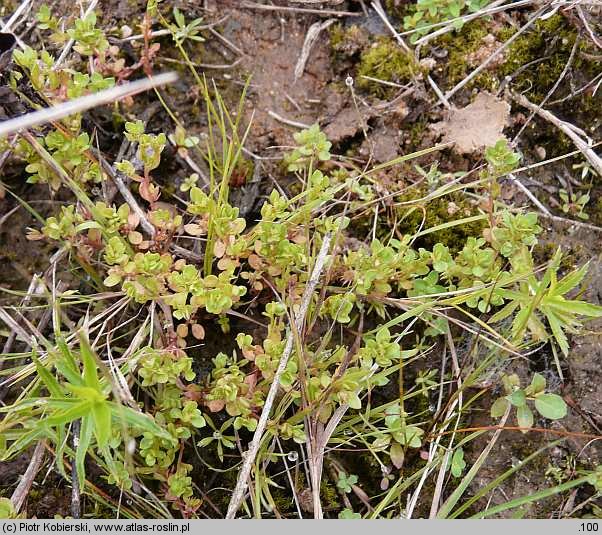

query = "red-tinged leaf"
[[390, 443, 404, 469]]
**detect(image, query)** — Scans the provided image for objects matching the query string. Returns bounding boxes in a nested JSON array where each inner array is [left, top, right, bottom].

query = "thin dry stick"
[[308, 402, 350, 518], [539, 211, 602, 232], [71, 420, 82, 518], [240, 1, 360, 17], [0, 72, 178, 138], [511, 91, 602, 176], [98, 158, 155, 236], [548, 71, 602, 106], [10, 440, 46, 514], [577, 6, 602, 49], [371, 0, 450, 109], [433, 425, 602, 442], [226, 233, 333, 519], [294, 19, 336, 80], [119, 14, 229, 43], [3, 0, 32, 32], [53, 0, 99, 69], [425, 330, 464, 517], [0, 306, 32, 344], [275, 438, 304, 518], [512, 36, 580, 144], [427, 75, 451, 109], [371, 0, 411, 54], [430, 449, 452, 517], [98, 157, 203, 261], [508, 172, 552, 216], [444, 5, 549, 101], [511, 140, 602, 174], [413, 0, 517, 45], [268, 110, 311, 129], [436, 407, 511, 518], [1, 274, 41, 359], [408, 327, 463, 518], [208, 27, 244, 56], [0, 205, 21, 228]]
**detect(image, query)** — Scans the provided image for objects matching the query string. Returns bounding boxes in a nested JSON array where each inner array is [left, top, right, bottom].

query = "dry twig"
[[10, 441, 46, 514], [444, 5, 548, 101], [240, 1, 360, 17], [0, 73, 178, 138], [268, 110, 311, 129], [511, 91, 602, 176], [226, 233, 333, 519], [294, 19, 335, 80]]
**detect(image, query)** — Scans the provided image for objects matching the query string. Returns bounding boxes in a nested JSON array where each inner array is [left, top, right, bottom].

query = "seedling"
[[491, 373, 568, 432], [559, 189, 590, 220]]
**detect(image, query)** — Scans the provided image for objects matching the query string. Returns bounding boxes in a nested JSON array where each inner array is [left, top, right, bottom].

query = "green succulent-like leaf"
[[506, 389, 527, 408], [517, 405, 534, 432], [451, 447, 467, 477], [534, 393, 567, 420], [490, 397, 510, 418]]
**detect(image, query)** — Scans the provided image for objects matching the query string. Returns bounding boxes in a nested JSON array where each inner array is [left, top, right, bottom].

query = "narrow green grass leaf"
[[33, 355, 63, 398], [470, 475, 591, 518], [91, 402, 112, 448], [76, 415, 94, 489], [78, 331, 102, 392], [450, 440, 563, 518]]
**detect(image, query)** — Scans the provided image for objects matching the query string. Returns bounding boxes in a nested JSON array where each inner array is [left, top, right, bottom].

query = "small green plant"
[[559, 189, 590, 220], [403, 0, 491, 41], [3, 9, 601, 516], [169, 8, 206, 45], [67, 12, 109, 56], [450, 448, 467, 477], [336, 472, 359, 494], [0, 331, 169, 489], [0, 498, 18, 519], [22, 121, 601, 517], [285, 123, 332, 172], [490, 373, 568, 431], [338, 508, 362, 519]]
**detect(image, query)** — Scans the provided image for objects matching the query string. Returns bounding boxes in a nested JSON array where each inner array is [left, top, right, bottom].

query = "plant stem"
[[71, 419, 82, 519], [226, 232, 333, 519]]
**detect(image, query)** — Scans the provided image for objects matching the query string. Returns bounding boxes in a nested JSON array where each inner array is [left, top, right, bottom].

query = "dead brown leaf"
[[433, 92, 511, 154]]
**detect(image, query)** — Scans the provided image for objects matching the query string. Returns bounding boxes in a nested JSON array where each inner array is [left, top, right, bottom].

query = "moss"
[[0, 0, 18, 17], [497, 14, 600, 101], [268, 489, 296, 516], [405, 120, 429, 149], [329, 24, 367, 56], [329, 23, 345, 49], [591, 197, 602, 227], [320, 479, 340, 511], [431, 22, 498, 91], [384, 0, 406, 17], [533, 242, 558, 264], [357, 37, 422, 97], [348, 182, 486, 254], [395, 188, 486, 253], [533, 241, 583, 273], [430, 14, 601, 102], [0, 246, 18, 262]]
